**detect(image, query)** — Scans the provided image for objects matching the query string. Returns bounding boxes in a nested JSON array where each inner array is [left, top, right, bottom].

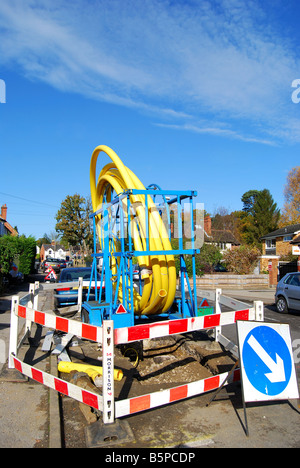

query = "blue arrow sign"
[[242, 325, 292, 397]]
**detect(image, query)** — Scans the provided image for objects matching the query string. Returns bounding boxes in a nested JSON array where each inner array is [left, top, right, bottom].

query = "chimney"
[[1, 204, 7, 221], [204, 215, 211, 236]]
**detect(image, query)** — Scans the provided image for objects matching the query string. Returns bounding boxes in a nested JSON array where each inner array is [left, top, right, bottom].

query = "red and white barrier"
[[16, 304, 102, 343], [9, 282, 264, 426], [115, 368, 240, 418], [13, 301, 255, 347], [10, 355, 240, 419], [114, 308, 254, 344], [12, 356, 103, 412]]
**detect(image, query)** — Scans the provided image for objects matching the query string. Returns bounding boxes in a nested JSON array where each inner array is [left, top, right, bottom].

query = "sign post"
[[237, 321, 299, 402], [237, 321, 299, 435]]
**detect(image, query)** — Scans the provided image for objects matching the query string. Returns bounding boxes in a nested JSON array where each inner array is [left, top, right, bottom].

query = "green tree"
[[0, 235, 19, 274], [0, 235, 37, 291], [253, 189, 280, 237], [171, 239, 221, 277], [241, 190, 260, 213], [238, 189, 280, 247], [36, 233, 51, 248], [55, 194, 93, 251], [18, 236, 36, 276], [195, 243, 222, 275]]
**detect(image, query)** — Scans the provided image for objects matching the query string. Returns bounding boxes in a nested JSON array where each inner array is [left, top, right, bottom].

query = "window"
[[283, 235, 293, 242], [266, 239, 276, 249], [284, 274, 300, 287], [291, 276, 300, 287]]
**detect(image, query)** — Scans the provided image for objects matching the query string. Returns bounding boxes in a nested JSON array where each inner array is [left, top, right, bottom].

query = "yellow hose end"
[[140, 289, 167, 316]]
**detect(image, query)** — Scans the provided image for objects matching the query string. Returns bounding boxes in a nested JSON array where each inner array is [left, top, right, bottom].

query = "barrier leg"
[[78, 277, 83, 313], [8, 296, 20, 368], [25, 283, 35, 336], [102, 320, 115, 424], [213, 288, 222, 342], [86, 320, 135, 446], [34, 281, 39, 309], [254, 301, 264, 322]]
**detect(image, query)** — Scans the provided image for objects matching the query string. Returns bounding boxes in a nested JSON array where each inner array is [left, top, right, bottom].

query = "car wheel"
[[81, 308, 90, 324], [276, 296, 288, 314]]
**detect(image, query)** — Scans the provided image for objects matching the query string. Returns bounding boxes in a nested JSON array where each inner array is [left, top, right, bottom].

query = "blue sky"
[[0, 0, 300, 239]]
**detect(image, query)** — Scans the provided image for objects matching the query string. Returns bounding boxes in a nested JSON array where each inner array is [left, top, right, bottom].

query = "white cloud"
[[155, 122, 277, 145], [0, 0, 299, 143]]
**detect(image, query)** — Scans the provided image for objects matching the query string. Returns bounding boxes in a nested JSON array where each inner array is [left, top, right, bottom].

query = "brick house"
[[40, 241, 68, 262], [0, 204, 18, 237], [260, 223, 300, 284], [261, 224, 300, 262]]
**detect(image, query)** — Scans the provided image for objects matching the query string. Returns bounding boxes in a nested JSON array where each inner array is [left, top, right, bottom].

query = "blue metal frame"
[[81, 186, 201, 328]]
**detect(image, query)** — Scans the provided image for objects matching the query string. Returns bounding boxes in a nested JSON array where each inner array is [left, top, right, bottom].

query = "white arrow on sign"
[[247, 334, 286, 383]]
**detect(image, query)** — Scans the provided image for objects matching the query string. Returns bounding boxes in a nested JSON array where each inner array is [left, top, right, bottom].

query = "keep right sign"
[[237, 321, 299, 403]]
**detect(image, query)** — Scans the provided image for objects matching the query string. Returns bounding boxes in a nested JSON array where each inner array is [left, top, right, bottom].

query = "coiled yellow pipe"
[[90, 145, 176, 316]]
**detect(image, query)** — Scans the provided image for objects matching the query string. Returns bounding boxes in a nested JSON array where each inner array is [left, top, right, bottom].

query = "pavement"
[[0, 280, 299, 450]]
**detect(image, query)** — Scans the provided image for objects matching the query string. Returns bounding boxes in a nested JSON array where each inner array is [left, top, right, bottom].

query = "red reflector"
[[116, 304, 127, 314], [57, 287, 72, 291]]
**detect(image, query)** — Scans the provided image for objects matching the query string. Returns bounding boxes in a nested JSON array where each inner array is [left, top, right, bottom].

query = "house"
[[204, 216, 240, 252], [0, 204, 18, 237], [260, 224, 300, 264], [260, 224, 300, 284], [40, 241, 68, 262]]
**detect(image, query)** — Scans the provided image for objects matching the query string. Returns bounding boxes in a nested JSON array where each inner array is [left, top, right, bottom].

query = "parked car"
[[58, 259, 67, 269], [42, 258, 62, 273], [2, 263, 24, 286], [275, 272, 300, 313], [214, 263, 227, 272], [54, 267, 105, 310]]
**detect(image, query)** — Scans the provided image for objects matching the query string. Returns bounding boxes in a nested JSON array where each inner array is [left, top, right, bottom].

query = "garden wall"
[[195, 273, 269, 290]]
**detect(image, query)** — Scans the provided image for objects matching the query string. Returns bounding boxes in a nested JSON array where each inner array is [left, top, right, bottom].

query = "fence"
[[9, 282, 264, 424]]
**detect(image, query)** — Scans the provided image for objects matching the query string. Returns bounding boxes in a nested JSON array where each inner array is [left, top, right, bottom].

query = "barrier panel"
[[8, 282, 264, 425], [115, 368, 241, 418]]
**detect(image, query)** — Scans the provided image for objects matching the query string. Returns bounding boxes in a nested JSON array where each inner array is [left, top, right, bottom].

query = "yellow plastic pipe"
[[58, 361, 123, 381], [90, 145, 177, 316]]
